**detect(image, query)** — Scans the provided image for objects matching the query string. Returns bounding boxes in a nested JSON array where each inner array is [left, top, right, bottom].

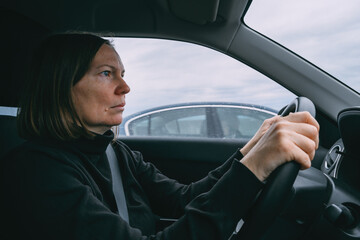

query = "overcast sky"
[[112, 38, 296, 116], [110, 0, 360, 117], [246, 0, 360, 92]]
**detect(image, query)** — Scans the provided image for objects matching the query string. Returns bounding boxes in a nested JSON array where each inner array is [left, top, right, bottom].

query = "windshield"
[[245, 0, 360, 94]]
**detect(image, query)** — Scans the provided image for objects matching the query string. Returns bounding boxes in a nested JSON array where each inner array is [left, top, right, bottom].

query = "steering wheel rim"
[[234, 97, 316, 240]]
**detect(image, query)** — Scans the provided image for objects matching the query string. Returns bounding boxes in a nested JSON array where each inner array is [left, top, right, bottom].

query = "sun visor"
[[93, 1, 156, 33], [168, 0, 220, 24]]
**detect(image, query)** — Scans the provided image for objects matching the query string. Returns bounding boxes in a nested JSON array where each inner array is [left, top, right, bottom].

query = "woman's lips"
[[111, 103, 125, 110]]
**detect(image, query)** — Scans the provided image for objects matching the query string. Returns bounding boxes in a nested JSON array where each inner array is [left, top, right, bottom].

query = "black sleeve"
[[115, 142, 264, 239], [121, 142, 246, 217], [2, 144, 262, 240], [2, 149, 144, 239], [161, 161, 263, 239]]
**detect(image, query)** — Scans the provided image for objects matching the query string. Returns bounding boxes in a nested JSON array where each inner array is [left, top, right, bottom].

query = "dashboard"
[[313, 107, 360, 239], [322, 107, 360, 192], [321, 138, 344, 179]]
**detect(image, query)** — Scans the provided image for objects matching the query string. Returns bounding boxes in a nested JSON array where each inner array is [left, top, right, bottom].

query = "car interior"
[[1, 0, 359, 239]]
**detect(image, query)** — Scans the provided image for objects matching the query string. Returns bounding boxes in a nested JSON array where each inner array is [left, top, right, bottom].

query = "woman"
[[1, 33, 319, 239]]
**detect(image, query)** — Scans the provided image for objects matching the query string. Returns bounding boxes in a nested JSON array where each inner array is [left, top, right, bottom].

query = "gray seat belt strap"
[[106, 144, 129, 223]]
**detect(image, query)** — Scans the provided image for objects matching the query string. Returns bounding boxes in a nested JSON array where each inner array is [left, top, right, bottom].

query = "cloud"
[[245, 0, 360, 90]]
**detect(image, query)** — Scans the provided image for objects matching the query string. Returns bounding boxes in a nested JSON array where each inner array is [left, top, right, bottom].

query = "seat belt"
[[106, 144, 129, 223]]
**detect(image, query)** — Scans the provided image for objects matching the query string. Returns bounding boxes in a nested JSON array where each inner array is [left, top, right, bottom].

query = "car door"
[[120, 105, 244, 183], [118, 136, 246, 184]]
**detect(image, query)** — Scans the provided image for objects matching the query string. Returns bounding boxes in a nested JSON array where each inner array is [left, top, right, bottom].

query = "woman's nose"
[[115, 77, 130, 95]]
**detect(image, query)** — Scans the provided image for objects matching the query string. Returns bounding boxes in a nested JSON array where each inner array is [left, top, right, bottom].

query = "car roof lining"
[[1, 0, 243, 32], [168, 0, 220, 25]]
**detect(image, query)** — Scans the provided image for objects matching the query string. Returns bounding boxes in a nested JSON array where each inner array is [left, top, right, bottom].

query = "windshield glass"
[[245, 0, 360, 94]]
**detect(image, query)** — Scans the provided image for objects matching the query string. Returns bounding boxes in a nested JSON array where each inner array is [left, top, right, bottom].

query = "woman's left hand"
[[240, 115, 280, 156], [240, 112, 319, 181]]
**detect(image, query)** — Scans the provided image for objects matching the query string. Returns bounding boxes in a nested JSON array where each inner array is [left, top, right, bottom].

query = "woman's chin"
[[109, 117, 123, 126]]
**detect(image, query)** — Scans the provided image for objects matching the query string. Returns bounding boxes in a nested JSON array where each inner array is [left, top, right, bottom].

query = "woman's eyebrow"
[[95, 64, 117, 70]]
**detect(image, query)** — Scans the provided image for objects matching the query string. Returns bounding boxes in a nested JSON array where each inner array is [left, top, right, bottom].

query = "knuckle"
[[307, 140, 316, 153], [297, 111, 311, 121], [301, 111, 311, 118], [273, 120, 286, 130], [277, 137, 291, 154], [273, 127, 286, 140], [309, 125, 319, 139], [267, 115, 280, 126], [303, 111, 312, 117]]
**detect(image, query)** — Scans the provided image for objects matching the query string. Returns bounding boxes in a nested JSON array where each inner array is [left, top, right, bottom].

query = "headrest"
[[0, 8, 49, 107], [0, 115, 25, 159]]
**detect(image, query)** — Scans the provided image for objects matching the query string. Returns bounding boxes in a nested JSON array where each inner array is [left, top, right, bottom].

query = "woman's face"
[[72, 44, 130, 134]]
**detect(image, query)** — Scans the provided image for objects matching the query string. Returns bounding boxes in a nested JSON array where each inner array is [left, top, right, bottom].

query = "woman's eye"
[[100, 71, 111, 77]]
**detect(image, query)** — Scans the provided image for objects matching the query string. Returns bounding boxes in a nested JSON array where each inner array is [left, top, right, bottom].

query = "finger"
[[288, 143, 312, 170], [279, 114, 319, 148], [291, 131, 317, 161], [283, 112, 320, 131], [280, 134, 313, 170], [271, 122, 317, 164], [289, 122, 319, 149], [270, 119, 318, 143]]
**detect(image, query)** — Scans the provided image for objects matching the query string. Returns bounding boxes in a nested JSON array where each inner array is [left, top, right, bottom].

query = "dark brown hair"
[[18, 33, 112, 140]]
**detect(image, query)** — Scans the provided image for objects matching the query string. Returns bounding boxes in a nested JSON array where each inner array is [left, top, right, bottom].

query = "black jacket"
[[1, 131, 263, 239]]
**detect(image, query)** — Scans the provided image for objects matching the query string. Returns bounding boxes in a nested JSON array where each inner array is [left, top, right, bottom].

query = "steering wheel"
[[233, 97, 316, 240]]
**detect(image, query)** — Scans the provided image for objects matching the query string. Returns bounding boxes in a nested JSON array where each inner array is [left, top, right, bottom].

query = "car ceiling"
[[0, 0, 250, 107], [1, 0, 359, 121], [1, 0, 248, 46]]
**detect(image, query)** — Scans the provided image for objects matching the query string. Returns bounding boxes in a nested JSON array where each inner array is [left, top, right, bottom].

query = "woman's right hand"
[[240, 112, 319, 182]]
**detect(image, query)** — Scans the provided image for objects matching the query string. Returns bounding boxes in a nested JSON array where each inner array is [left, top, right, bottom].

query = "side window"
[[158, 108, 207, 137], [0, 106, 17, 116], [111, 37, 295, 139], [216, 107, 275, 139], [127, 116, 150, 136], [174, 115, 206, 136], [127, 107, 207, 137]]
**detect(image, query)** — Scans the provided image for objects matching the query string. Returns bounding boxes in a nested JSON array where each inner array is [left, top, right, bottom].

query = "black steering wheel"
[[233, 97, 316, 240]]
